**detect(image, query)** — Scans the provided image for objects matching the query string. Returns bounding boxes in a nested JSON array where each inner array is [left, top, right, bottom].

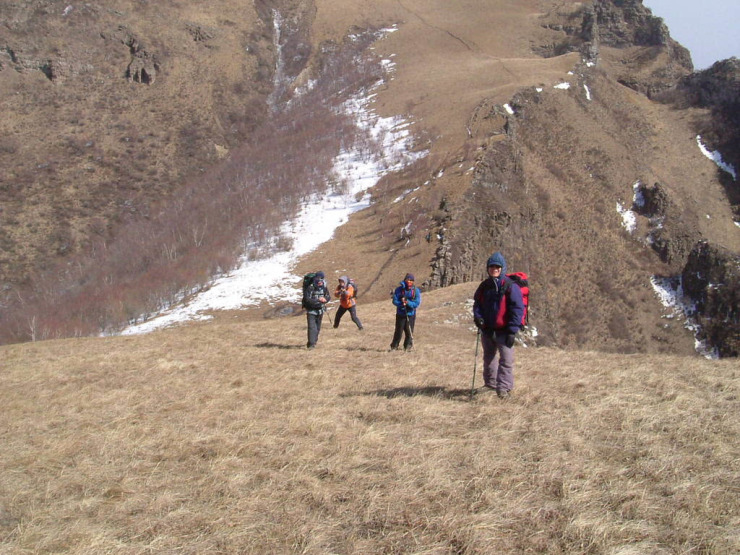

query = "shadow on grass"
[[254, 342, 388, 352], [254, 342, 306, 350], [348, 386, 474, 401]]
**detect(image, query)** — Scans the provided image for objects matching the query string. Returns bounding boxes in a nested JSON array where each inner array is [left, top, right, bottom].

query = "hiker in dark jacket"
[[304, 272, 330, 349], [333, 276, 363, 331], [472, 252, 525, 398], [389, 273, 421, 351]]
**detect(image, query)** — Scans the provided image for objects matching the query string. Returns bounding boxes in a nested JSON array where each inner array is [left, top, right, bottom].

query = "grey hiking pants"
[[481, 331, 515, 392], [333, 305, 363, 329], [306, 312, 324, 348]]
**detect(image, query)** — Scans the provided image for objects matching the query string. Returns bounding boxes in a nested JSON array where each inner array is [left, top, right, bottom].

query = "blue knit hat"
[[315, 271, 325, 279], [404, 273, 415, 282], [486, 252, 506, 273]]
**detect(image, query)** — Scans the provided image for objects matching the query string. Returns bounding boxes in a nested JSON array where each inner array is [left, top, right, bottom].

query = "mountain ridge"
[[0, 0, 737, 354]]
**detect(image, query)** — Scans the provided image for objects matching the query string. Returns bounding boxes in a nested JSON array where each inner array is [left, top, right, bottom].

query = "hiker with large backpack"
[[333, 276, 364, 331], [302, 271, 330, 349], [472, 252, 525, 399], [389, 273, 421, 351]]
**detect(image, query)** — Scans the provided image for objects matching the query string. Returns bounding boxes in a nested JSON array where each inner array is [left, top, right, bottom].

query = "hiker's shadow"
[[254, 342, 306, 350], [349, 386, 473, 401], [345, 346, 390, 353]]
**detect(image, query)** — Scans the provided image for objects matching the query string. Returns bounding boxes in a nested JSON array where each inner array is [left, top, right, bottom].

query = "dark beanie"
[[404, 273, 415, 281], [315, 271, 325, 279], [486, 252, 506, 270]]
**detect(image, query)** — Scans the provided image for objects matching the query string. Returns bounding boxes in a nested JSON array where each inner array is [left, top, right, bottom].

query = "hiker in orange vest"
[[333, 276, 363, 330]]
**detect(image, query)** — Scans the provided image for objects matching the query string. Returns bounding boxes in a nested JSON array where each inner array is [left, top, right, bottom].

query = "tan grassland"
[[1, 284, 738, 553]]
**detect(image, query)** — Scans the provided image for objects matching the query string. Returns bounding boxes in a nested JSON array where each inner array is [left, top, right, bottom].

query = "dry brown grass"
[[1, 284, 738, 553]]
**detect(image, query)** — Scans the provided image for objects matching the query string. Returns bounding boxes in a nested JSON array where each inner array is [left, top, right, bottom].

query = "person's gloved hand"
[[474, 317, 485, 329], [505, 333, 516, 348]]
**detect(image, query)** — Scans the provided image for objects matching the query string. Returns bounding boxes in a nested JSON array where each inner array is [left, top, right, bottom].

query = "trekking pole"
[[470, 329, 481, 400], [321, 299, 332, 327]]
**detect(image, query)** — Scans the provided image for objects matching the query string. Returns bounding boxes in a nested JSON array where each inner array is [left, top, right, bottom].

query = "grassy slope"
[[1, 284, 738, 553], [0, 0, 263, 282]]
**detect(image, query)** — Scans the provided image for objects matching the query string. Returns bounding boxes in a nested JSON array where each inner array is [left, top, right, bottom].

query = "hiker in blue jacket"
[[304, 272, 330, 349], [389, 273, 421, 351], [472, 252, 525, 398]]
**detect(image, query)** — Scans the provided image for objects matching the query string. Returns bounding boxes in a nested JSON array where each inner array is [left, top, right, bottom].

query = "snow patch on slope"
[[697, 135, 736, 180], [122, 49, 425, 335], [650, 276, 718, 359]]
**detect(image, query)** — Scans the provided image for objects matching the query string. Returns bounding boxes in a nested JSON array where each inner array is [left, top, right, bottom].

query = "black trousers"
[[390, 313, 415, 350], [306, 312, 323, 348], [334, 305, 363, 329]]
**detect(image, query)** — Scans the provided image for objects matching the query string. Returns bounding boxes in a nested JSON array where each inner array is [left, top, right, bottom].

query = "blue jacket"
[[392, 282, 421, 316], [473, 276, 524, 334]]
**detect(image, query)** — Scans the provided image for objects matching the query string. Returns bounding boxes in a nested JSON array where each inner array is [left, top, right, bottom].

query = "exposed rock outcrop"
[[682, 241, 740, 357], [632, 181, 702, 267], [538, 0, 692, 96], [185, 23, 216, 44], [427, 139, 524, 288], [101, 26, 160, 84], [585, 0, 678, 49], [671, 57, 740, 110], [656, 58, 740, 213]]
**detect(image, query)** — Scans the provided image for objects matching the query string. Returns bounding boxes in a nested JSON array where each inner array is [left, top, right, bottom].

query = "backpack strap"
[[500, 276, 512, 296]]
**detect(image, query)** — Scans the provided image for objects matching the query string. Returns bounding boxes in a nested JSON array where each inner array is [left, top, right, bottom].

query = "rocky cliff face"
[[423, 1, 738, 356], [656, 58, 740, 220], [538, 0, 692, 95], [682, 242, 740, 357]]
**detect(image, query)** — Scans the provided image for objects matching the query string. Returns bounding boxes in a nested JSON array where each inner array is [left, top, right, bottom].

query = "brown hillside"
[[0, 1, 266, 281], [1, 285, 738, 552], [302, 0, 738, 355], [1, 0, 738, 354]]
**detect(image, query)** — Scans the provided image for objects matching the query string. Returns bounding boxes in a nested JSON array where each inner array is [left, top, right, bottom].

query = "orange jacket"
[[334, 283, 356, 308]]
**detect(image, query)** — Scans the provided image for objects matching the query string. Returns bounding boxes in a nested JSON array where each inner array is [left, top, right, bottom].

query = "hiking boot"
[[388, 345, 399, 351], [477, 384, 496, 394], [497, 389, 510, 399]]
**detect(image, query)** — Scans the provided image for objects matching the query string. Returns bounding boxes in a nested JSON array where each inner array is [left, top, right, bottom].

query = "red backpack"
[[493, 272, 530, 329], [506, 272, 530, 327]]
